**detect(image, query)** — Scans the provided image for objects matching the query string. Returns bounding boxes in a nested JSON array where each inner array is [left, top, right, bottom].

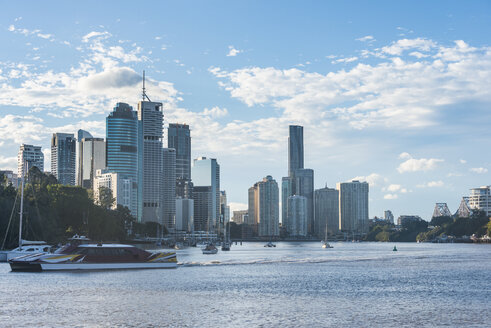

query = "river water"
[[0, 242, 489, 327]]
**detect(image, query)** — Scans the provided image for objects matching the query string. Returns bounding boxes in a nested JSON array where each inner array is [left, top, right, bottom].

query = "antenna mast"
[[142, 70, 151, 102]]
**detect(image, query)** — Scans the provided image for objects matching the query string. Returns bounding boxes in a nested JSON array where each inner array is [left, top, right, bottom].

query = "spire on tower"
[[142, 70, 151, 102]]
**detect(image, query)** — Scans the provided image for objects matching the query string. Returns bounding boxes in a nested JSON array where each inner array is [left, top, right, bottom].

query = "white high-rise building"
[[287, 195, 307, 237], [337, 180, 369, 235], [94, 169, 132, 210], [138, 99, 164, 223], [18, 144, 44, 178], [77, 132, 105, 189], [468, 186, 491, 216], [51, 133, 76, 185]]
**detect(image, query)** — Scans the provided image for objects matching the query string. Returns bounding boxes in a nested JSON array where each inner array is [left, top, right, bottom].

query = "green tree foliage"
[[98, 186, 115, 210], [430, 216, 454, 227]]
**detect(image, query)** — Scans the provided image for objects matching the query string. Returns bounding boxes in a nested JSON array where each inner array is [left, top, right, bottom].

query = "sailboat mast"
[[18, 165, 25, 247]]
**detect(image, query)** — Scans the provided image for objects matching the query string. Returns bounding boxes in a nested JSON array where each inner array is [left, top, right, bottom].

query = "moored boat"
[[9, 243, 177, 271], [202, 243, 218, 254]]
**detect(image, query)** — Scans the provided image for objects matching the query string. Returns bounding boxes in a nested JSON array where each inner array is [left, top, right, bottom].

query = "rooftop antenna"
[[142, 70, 151, 102]]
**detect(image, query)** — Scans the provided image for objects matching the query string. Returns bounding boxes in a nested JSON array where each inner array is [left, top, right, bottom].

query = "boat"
[[321, 225, 333, 249], [264, 241, 276, 247], [0, 167, 50, 262], [9, 242, 177, 271], [221, 221, 231, 251], [393, 245, 398, 252], [202, 243, 218, 254], [221, 242, 230, 251]]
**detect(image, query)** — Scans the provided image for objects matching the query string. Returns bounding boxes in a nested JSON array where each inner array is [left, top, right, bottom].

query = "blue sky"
[[0, 1, 490, 220]]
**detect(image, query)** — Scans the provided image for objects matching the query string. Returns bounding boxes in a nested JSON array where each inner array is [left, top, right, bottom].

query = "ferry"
[[9, 243, 177, 272]]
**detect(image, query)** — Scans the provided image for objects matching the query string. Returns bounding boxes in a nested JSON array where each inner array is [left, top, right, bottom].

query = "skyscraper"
[[287, 195, 307, 237], [288, 125, 304, 176], [192, 157, 220, 231], [249, 176, 279, 237], [106, 102, 139, 218], [77, 130, 105, 189], [314, 186, 339, 239], [162, 148, 176, 230], [294, 168, 314, 234], [168, 123, 191, 180], [138, 99, 164, 223], [94, 169, 132, 210], [176, 198, 194, 232], [18, 144, 44, 178], [193, 186, 212, 232], [281, 177, 293, 231], [51, 133, 76, 185], [337, 180, 369, 236]]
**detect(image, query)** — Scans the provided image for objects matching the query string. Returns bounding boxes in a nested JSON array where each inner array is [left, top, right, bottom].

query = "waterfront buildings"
[[281, 177, 293, 233], [176, 198, 194, 232], [249, 176, 279, 237], [162, 148, 176, 229], [106, 103, 139, 218], [468, 186, 491, 216], [314, 187, 339, 239], [168, 123, 191, 181], [337, 180, 369, 235], [51, 133, 76, 185], [138, 99, 164, 224], [384, 210, 394, 224], [192, 157, 220, 232], [0, 170, 18, 187], [287, 195, 307, 237], [232, 210, 248, 224], [220, 190, 230, 237], [17, 144, 44, 178], [294, 168, 314, 234], [397, 215, 424, 226], [77, 130, 105, 189], [93, 169, 132, 210]]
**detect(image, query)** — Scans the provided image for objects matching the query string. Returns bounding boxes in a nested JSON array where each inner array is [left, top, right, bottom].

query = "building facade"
[[287, 195, 307, 237], [288, 125, 304, 176], [106, 103, 139, 219], [138, 100, 164, 223], [162, 148, 176, 230], [51, 133, 76, 185], [314, 187, 339, 239], [294, 168, 314, 235], [281, 176, 293, 233], [77, 133, 105, 189], [94, 169, 132, 211], [176, 198, 194, 232], [168, 123, 191, 180], [249, 176, 279, 237], [468, 186, 491, 216], [193, 186, 213, 231], [232, 210, 248, 224], [18, 144, 44, 178], [192, 157, 220, 231], [337, 180, 369, 236]]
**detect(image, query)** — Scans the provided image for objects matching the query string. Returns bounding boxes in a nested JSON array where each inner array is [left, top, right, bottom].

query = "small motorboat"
[[202, 243, 218, 254], [264, 241, 276, 248], [393, 245, 398, 252], [322, 242, 333, 249], [221, 242, 231, 251], [9, 243, 177, 271]]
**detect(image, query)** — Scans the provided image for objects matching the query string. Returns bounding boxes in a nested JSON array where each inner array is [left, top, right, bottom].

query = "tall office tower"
[[247, 185, 258, 231], [138, 98, 164, 224], [77, 129, 92, 185], [176, 177, 193, 199], [314, 186, 339, 239], [384, 210, 394, 224], [192, 157, 220, 231], [249, 176, 279, 237], [106, 102, 139, 218], [77, 131, 105, 189], [468, 186, 491, 216], [219, 190, 230, 237], [162, 148, 176, 230], [287, 195, 307, 237], [281, 177, 293, 233], [337, 180, 369, 236], [288, 125, 304, 177], [294, 168, 314, 235], [93, 169, 132, 210], [17, 144, 44, 177], [51, 133, 76, 185], [168, 123, 191, 180], [193, 186, 212, 231], [176, 198, 194, 232]]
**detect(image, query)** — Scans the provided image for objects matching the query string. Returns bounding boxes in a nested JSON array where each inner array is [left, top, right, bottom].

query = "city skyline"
[[0, 1, 490, 220]]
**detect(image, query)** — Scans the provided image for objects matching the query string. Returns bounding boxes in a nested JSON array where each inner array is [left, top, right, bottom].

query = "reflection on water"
[[0, 242, 489, 327]]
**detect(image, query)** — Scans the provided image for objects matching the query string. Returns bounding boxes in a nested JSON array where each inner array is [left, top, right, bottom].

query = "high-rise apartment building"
[[106, 103, 139, 219], [314, 187, 339, 239], [294, 168, 314, 234], [138, 100, 164, 223], [288, 125, 304, 176], [287, 195, 307, 237], [249, 176, 279, 237], [93, 169, 132, 210], [77, 130, 105, 189], [193, 186, 213, 231], [337, 180, 369, 235], [51, 133, 76, 185], [162, 148, 176, 229], [168, 123, 191, 180], [468, 186, 491, 216], [384, 210, 394, 224], [192, 157, 220, 231], [18, 144, 44, 178]]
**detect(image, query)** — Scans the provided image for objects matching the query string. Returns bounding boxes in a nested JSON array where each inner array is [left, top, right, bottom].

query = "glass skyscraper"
[[51, 133, 76, 185], [168, 123, 191, 180], [106, 102, 139, 219], [288, 125, 304, 176]]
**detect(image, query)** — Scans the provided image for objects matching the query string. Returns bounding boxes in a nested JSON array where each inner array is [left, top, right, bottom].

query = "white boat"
[[321, 225, 333, 249], [264, 241, 276, 247], [202, 243, 218, 254], [9, 243, 177, 271]]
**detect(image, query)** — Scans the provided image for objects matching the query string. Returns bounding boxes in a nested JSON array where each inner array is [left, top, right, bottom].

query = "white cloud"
[[387, 184, 401, 192], [356, 35, 375, 42], [384, 194, 398, 200], [82, 31, 111, 43], [380, 38, 436, 56], [470, 167, 488, 174], [332, 57, 358, 64], [202, 106, 228, 118], [229, 202, 247, 213], [417, 180, 444, 188], [397, 153, 444, 173], [227, 46, 242, 57], [350, 173, 382, 186], [459, 159, 467, 164], [0, 156, 17, 169]]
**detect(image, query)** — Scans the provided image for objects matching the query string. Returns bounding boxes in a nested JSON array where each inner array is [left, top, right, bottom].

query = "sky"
[[0, 0, 490, 221]]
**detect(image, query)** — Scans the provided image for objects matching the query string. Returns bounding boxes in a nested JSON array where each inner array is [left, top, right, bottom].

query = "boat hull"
[[10, 261, 177, 271]]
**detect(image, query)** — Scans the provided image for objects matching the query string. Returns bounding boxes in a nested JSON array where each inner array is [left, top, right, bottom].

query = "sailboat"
[[1, 166, 51, 262], [202, 218, 218, 254], [221, 221, 231, 251], [321, 224, 333, 249]]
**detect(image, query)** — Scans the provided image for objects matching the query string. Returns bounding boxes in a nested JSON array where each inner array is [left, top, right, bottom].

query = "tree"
[[98, 186, 115, 210], [430, 216, 454, 227]]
